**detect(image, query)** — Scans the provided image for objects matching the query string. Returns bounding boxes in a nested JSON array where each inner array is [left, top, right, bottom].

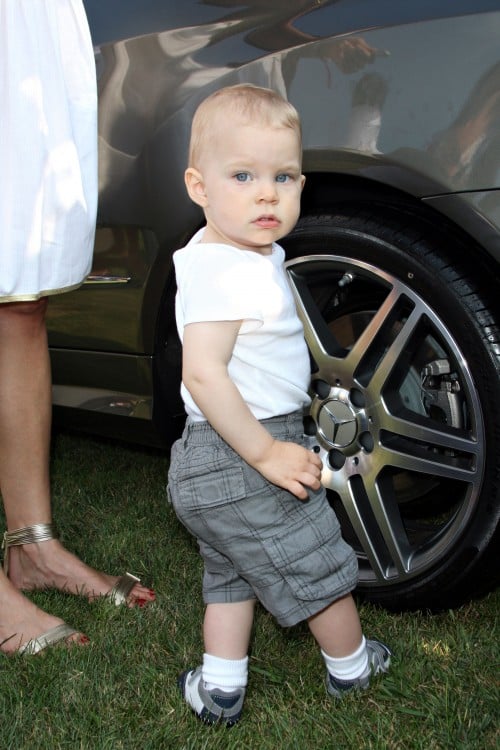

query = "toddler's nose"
[[257, 179, 278, 203]]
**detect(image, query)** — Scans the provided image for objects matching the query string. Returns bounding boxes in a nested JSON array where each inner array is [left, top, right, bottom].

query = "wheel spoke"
[[365, 299, 422, 392], [286, 267, 340, 366], [378, 441, 478, 481], [381, 412, 480, 453], [345, 286, 403, 375], [339, 474, 412, 579]]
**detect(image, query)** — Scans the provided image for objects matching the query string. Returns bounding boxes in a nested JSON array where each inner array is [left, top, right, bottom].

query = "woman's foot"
[[0, 573, 87, 655], [5, 538, 155, 608]]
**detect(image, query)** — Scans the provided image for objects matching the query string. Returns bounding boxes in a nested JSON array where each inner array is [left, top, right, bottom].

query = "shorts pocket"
[[169, 465, 247, 512], [265, 498, 358, 602]]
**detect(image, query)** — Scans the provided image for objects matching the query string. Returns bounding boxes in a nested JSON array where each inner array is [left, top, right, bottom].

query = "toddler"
[[168, 83, 391, 726]]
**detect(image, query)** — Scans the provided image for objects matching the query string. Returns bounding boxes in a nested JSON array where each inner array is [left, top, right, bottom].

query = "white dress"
[[0, 0, 97, 302]]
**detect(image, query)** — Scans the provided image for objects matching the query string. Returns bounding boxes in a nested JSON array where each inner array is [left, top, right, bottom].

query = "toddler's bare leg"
[[309, 593, 391, 696], [307, 593, 363, 656], [204, 600, 256, 659], [179, 600, 254, 724]]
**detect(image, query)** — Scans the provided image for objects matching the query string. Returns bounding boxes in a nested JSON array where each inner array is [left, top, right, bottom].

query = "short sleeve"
[[174, 244, 264, 330]]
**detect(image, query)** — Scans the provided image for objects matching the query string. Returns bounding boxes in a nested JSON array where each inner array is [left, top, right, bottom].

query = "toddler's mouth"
[[254, 215, 280, 227]]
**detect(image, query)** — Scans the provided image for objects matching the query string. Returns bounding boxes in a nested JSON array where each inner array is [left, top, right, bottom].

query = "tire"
[[282, 209, 500, 611]]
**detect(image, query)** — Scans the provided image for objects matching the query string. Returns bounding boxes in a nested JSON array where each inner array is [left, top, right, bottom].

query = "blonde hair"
[[188, 84, 302, 168]]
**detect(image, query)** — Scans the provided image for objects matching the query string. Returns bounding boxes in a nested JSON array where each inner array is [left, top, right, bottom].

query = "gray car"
[[48, 0, 500, 611]]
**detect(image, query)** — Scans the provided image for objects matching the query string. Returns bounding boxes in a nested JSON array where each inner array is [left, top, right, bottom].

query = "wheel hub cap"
[[317, 397, 358, 448]]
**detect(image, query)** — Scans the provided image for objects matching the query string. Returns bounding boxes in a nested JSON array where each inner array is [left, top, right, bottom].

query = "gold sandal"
[[2, 523, 143, 606], [18, 623, 82, 655]]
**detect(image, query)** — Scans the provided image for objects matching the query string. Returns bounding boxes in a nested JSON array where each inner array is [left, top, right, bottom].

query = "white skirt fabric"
[[0, 0, 97, 302]]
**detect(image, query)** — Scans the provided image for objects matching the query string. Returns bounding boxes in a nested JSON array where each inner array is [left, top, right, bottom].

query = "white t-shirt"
[[173, 228, 311, 422]]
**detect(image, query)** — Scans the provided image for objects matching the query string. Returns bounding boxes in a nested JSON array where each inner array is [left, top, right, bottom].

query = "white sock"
[[202, 652, 248, 692], [322, 636, 368, 681]]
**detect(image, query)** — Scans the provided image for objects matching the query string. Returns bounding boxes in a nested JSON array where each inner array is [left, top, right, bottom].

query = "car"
[[48, 0, 500, 612]]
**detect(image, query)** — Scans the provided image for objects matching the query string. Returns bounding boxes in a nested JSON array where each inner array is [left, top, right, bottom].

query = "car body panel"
[[49, 0, 500, 438]]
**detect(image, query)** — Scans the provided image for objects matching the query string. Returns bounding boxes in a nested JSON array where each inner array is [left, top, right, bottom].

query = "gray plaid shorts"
[[167, 412, 358, 627]]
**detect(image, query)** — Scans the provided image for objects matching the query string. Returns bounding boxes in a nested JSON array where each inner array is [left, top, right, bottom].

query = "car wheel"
[[283, 209, 500, 611]]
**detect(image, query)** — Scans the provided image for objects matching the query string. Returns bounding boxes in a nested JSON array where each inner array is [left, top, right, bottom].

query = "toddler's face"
[[189, 117, 305, 254]]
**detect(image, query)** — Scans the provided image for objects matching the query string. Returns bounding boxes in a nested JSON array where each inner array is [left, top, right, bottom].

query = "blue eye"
[[276, 173, 290, 183], [235, 172, 250, 182]]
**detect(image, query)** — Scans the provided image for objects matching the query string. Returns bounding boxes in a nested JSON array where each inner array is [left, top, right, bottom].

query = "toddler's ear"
[[185, 167, 208, 207]]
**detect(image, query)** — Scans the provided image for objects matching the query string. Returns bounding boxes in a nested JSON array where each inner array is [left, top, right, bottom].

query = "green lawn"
[[1, 432, 498, 750]]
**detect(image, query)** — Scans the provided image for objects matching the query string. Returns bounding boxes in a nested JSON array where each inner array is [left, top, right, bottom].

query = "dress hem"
[[0, 279, 87, 304]]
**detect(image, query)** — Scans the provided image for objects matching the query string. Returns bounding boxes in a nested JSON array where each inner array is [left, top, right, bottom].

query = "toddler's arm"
[[182, 320, 322, 500]]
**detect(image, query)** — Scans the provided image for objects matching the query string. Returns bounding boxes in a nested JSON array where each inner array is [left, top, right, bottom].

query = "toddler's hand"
[[253, 439, 323, 501]]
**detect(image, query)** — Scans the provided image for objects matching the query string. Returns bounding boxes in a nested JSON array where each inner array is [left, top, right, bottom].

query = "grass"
[[0, 431, 498, 750]]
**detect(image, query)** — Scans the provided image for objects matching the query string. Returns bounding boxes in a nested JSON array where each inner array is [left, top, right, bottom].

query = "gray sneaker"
[[326, 639, 392, 698], [178, 667, 245, 726]]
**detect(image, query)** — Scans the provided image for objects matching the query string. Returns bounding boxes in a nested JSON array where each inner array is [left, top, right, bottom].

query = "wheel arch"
[[300, 170, 500, 287]]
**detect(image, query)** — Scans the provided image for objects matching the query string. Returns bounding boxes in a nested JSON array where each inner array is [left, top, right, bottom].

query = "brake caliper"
[[420, 358, 463, 428]]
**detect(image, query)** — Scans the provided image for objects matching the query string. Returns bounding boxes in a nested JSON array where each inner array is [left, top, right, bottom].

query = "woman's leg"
[[0, 299, 52, 525], [0, 299, 154, 605]]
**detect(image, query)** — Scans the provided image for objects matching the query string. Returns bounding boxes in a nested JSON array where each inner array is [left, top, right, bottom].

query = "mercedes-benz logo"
[[317, 400, 358, 448]]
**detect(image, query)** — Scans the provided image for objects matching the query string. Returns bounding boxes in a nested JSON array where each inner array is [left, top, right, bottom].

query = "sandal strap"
[[18, 623, 80, 655], [2, 522, 57, 577], [107, 572, 141, 606]]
